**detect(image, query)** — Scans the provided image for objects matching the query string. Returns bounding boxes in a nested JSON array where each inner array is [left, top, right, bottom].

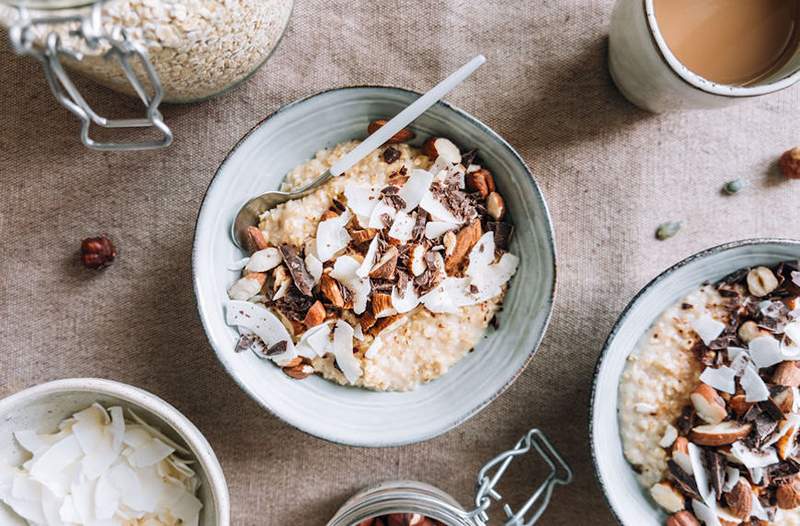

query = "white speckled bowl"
[[0, 378, 230, 526], [193, 86, 556, 447], [591, 239, 800, 525]]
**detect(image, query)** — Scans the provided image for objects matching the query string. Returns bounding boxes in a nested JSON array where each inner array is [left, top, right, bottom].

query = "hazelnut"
[[780, 146, 800, 179], [777, 476, 800, 509], [666, 511, 700, 526], [486, 192, 506, 221], [747, 266, 779, 297], [367, 119, 415, 144], [80, 235, 116, 269], [738, 320, 767, 343]]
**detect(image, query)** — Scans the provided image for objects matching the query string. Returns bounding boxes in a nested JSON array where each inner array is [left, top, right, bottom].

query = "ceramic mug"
[[608, 0, 800, 112]]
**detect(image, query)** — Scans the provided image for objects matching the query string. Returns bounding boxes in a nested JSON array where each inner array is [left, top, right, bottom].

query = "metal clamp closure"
[[8, 1, 172, 150], [468, 428, 573, 526]]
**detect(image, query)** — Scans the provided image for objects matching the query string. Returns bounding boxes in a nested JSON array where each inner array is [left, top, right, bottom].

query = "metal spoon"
[[231, 54, 486, 249]]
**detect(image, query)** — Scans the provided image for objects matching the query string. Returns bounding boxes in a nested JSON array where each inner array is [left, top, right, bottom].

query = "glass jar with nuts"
[[326, 429, 572, 526], [1, 0, 293, 149]]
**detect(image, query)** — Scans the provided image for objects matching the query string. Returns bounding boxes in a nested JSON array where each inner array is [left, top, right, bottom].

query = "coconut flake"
[[741, 365, 770, 402], [388, 211, 416, 243], [365, 336, 383, 359], [751, 493, 769, 520], [316, 210, 352, 262], [245, 247, 282, 272], [688, 443, 713, 505], [391, 280, 420, 313], [304, 253, 323, 285], [692, 499, 721, 526], [356, 237, 380, 279], [367, 199, 397, 229], [397, 169, 433, 212], [333, 320, 361, 384], [699, 366, 736, 394], [785, 321, 800, 347], [128, 438, 174, 468], [749, 335, 783, 369], [424, 221, 459, 240], [691, 314, 726, 346], [226, 300, 296, 365], [721, 466, 740, 493], [658, 425, 678, 448], [227, 257, 250, 271], [472, 253, 519, 303], [344, 184, 380, 226], [295, 322, 333, 358], [419, 191, 460, 224], [330, 256, 371, 315], [729, 441, 779, 468]]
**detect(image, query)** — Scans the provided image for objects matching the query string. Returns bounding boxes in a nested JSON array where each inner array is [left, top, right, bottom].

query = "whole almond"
[[486, 191, 506, 221], [778, 477, 800, 509], [773, 361, 800, 387], [724, 478, 752, 519], [367, 119, 415, 144], [465, 169, 490, 197]]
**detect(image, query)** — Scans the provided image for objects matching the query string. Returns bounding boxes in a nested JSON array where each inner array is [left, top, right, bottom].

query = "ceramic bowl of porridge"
[[592, 239, 800, 526], [193, 86, 556, 447]]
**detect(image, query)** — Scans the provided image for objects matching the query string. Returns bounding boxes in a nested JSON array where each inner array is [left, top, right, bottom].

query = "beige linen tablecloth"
[[1, 1, 799, 524]]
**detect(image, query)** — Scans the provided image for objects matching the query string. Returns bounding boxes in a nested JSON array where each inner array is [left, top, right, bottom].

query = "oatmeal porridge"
[[619, 262, 800, 525], [224, 124, 518, 392]]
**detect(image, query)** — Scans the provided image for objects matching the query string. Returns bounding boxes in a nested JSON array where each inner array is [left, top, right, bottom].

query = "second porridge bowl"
[[193, 86, 556, 447], [592, 239, 800, 526]]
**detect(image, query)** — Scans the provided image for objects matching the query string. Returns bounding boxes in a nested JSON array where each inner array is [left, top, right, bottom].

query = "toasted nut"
[[422, 137, 461, 165], [367, 119, 415, 144], [773, 361, 800, 387], [321, 209, 339, 221], [780, 147, 800, 179], [671, 437, 692, 474], [303, 300, 326, 328], [729, 394, 754, 417], [283, 363, 314, 380], [245, 226, 269, 253], [691, 384, 727, 424], [369, 246, 399, 279], [465, 169, 490, 197], [320, 273, 345, 308], [359, 309, 377, 331], [747, 266, 779, 297], [80, 235, 117, 269], [370, 314, 403, 336], [650, 481, 685, 513], [408, 244, 427, 277], [486, 191, 506, 221], [738, 320, 768, 343], [372, 293, 395, 318], [778, 476, 800, 509], [442, 231, 457, 258], [778, 421, 800, 459], [774, 387, 795, 413], [228, 272, 266, 300], [724, 478, 752, 519], [282, 356, 303, 368], [445, 220, 482, 272], [384, 514, 425, 526], [666, 511, 700, 526], [351, 228, 378, 244], [690, 421, 752, 446]]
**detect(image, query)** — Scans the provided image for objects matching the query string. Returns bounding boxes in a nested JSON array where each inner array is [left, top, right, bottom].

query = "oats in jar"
[[619, 262, 800, 525], [224, 125, 519, 392]]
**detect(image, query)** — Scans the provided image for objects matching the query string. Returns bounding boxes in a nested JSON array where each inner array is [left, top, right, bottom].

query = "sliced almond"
[[773, 361, 800, 387], [422, 137, 461, 165], [228, 272, 266, 300], [351, 228, 378, 244], [689, 421, 752, 446], [672, 437, 692, 475], [691, 384, 727, 424], [303, 300, 326, 329], [320, 273, 345, 308], [367, 119, 415, 144], [372, 293, 395, 318], [246, 226, 269, 253], [650, 481, 685, 513], [444, 220, 482, 273], [320, 209, 339, 222], [409, 244, 427, 276], [369, 246, 399, 280], [359, 309, 377, 332], [665, 511, 700, 526]]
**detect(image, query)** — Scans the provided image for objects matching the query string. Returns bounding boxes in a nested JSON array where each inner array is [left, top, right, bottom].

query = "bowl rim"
[[192, 85, 558, 447], [589, 237, 800, 525], [0, 377, 231, 525]]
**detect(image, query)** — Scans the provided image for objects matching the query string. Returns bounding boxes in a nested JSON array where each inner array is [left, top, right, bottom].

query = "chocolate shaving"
[[272, 287, 315, 322], [382, 146, 401, 164], [331, 198, 347, 212], [460, 149, 478, 168], [691, 341, 717, 367], [278, 244, 315, 296], [767, 459, 800, 482], [486, 221, 514, 251], [370, 280, 394, 294], [265, 340, 288, 356], [412, 210, 428, 241], [668, 460, 701, 500], [396, 271, 409, 297], [705, 449, 726, 499], [761, 398, 785, 421], [430, 182, 477, 222], [235, 334, 256, 353], [380, 186, 406, 211], [676, 406, 696, 436]]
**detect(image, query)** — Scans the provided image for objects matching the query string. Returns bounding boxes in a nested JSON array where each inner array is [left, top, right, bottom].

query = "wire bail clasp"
[[8, 0, 172, 150], [469, 428, 573, 526]]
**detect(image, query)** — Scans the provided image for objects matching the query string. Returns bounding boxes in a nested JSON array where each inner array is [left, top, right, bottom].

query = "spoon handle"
[[329, 54, 486, 177]]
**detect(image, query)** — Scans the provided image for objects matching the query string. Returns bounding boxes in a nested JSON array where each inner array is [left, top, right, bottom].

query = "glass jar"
[[1, 0, 293, 149], [327, 429, 573, 526]]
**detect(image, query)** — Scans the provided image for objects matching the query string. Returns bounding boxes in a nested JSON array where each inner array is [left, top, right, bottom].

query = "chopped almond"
[[689, 421, 752, 446], [444, 220, 482, 272], [372, 293, 395, 318], [369, 246, 399, 280], [351, 228, 378, 244], [303, 300, 326, 329], [246, 226, 269, 253], [320, 273, 345, 308]]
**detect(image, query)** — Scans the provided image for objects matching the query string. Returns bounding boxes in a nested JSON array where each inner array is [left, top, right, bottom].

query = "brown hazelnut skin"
[[80, 235, 116, 269], [780, 147, 800, 179]]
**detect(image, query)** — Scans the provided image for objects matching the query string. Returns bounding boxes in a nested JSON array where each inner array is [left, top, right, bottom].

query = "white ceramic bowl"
[[591, 238, 800, 524], [0, 378, 230, 525], [193, 86, 556, 447]]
